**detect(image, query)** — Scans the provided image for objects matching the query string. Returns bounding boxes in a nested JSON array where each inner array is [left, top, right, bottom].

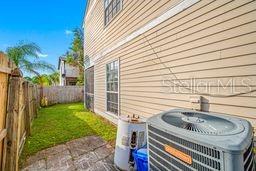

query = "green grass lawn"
[[21, 103, 117, 160]]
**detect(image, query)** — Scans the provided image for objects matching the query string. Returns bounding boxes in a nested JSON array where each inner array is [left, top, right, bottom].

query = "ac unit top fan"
[[161, 111, 243, 135], [147, 109, 255, 171], [147, 109, 253, 151]]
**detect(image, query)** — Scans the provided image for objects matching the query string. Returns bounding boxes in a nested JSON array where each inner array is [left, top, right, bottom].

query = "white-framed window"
[[106, 60, 119, 115], [104, 0, 122, 26]]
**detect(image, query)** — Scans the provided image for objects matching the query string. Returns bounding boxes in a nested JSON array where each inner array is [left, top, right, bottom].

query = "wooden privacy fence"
[[6, 78, 38, 171], [0, 52, 12, 171], [0, 53, 39, 171], [0, 52, 82, 170], [41, 86, 84, 105]]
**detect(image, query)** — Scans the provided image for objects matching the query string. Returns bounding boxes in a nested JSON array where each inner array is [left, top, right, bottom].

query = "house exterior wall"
[[59, 59, 80, 86], [84, 0, 256, 129], [65, 64, 80, 78]]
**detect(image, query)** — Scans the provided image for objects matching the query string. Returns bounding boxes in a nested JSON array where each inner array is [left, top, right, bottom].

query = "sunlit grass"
[[20, 103, 116, 165]]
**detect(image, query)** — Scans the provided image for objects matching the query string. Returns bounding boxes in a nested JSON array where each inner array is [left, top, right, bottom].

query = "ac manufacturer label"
[[164, 144, 192, 165]]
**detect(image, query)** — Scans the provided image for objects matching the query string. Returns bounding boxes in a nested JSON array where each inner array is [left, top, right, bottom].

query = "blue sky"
[[0, 0, 87, 74]]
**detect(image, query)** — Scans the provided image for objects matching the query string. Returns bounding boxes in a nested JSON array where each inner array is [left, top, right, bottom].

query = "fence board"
[[0, 52, 12, 170], [5, 77, 20, 171], [0, 73, 8, 170], [0, 53, 11, 74], [41, 86, 84, 105], [23, 82, 31, 135], [4, 77, 39, 171], [1, 52, 83, 170], [0, 53, 38, 171]]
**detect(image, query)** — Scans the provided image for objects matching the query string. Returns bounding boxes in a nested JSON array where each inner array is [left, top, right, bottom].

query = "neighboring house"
[[83, 0, 256, 131], [58, 57, 80, 86]]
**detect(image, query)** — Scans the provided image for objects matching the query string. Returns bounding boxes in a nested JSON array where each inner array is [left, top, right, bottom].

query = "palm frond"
[[6, 47, 24, 66], [19, 59, 55, 76], [20, 59, 41, 76], [18, 41, 41, 58], [6, 41, 42, 66], [31, 60, 55, 72]]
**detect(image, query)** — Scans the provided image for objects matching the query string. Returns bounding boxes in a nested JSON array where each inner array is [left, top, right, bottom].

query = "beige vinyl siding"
[[85, 0, 182, 59], [84, 0, 256, 128]]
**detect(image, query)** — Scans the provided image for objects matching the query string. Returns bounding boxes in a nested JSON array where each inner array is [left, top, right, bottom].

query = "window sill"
[[105, 111, 119, 118]]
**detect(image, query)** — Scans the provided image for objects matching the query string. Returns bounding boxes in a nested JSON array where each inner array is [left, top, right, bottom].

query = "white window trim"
[[105, 59, 120, 116], [104, 0, 123, 27], [94, 108, 118, 124]]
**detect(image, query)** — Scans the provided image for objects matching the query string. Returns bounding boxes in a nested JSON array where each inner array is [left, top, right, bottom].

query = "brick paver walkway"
[[22, 136, 118, 171]]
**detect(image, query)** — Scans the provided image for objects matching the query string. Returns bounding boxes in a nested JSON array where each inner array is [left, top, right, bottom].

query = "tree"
[[48, 72, 59, 86], [6, 41, 55, 101], [24, 76, 33, 82], [6, 41, 55, 75], [24, 72, 59, 86], [66, 28, 84, 85]]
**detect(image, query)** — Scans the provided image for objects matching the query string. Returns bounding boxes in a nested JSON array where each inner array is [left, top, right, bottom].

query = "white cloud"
[[65, 30, 73, 35], [37, 52, 48, 58]]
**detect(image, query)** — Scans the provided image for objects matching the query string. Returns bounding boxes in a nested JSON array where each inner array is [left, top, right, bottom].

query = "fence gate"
[[85, 66, 94, 112]]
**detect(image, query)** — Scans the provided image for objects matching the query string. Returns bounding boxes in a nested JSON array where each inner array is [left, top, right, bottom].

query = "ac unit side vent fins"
[[243, 141, 255, 171], [149, 134, 220, 171], [149, 125, 220, 159], [148, 125, 222, 171], [150, 153, 192, 171]]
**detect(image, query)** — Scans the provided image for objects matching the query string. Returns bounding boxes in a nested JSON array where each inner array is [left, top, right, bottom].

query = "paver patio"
[[22, 136, 118, 171]]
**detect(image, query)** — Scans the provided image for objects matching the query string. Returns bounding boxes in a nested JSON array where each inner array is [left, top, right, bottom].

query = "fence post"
[[5, 77, 21, 171], [31, 84, 37, 118], [34, 85, 38, 118], [23, 81, 31, 136]]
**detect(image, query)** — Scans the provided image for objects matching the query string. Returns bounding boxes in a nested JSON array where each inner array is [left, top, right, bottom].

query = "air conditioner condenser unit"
[[147, 109, 255, 171]]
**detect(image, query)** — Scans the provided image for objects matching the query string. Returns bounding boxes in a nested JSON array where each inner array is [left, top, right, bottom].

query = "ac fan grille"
[[182, 123, 211, 134], [181, 114, 213, 134], [162, 111, 239, 135], [148, 125, 222, 171], [243, 141, 255, 171]]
